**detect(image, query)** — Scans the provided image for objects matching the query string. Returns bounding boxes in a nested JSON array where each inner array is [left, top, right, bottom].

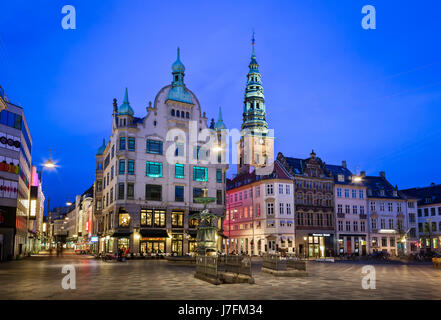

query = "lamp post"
[[30, 150, 56, 253]]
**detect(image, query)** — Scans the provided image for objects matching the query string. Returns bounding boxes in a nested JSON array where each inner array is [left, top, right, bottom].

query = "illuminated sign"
[[311, 233, 330, 237], [29, 199, 37, 220], [379, 229, 396, 234], [90, 236, 98, 242]]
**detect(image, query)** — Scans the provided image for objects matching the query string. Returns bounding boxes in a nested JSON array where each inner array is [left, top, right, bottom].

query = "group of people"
[[117, 246, 129, 261], [48, 245, 64, 257]]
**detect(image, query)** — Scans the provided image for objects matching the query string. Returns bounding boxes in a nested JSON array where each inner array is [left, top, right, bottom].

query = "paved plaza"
[[0, 255, 440, 300]]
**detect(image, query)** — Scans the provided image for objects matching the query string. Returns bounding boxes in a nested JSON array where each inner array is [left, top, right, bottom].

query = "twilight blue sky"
[[1, 0, 441, 209]]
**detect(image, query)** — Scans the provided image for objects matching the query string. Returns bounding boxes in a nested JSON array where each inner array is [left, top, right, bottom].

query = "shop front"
[[338, 234, 367, 256], [171, 233, 183, 256], [109, 230, 132, 253], [304, 233, 335, 258], [188, 230, 197, 254], [139, 229, 168, 254]]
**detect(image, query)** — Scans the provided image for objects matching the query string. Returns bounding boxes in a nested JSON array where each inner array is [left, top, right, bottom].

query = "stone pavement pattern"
[[0, 255, 439, 300]]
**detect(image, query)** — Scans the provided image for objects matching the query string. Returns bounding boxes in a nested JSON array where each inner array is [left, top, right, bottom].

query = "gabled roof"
[[401, 184, 441, 205], [277, 152, 333, 179], [226, 160, 292, 191], [325, 164, 354, 185], [362, 176, 401, 199]]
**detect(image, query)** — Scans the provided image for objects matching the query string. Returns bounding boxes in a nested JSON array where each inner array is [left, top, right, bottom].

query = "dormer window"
[[338, 174, 344, 182], [380, 190, 385, 197]]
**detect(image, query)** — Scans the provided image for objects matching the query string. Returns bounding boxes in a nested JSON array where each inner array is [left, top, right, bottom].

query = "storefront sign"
[[90, 236, 98, 242], [311, 233, 330, 237]]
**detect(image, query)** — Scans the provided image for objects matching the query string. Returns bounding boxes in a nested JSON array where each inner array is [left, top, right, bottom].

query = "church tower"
[[237, 32, 274, 175]]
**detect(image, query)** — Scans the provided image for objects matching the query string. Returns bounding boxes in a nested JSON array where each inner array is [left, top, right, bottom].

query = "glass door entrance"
[[140, 240, 165, 253], [308, 236, 325, 258]]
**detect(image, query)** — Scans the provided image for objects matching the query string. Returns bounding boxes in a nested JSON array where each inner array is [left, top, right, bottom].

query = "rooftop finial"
[[177, 47, 180, 60], [123, 87, 129, 104], [218, 106, 223, 121], [251, 29, 256, 56], [214, 106, 227, 130]]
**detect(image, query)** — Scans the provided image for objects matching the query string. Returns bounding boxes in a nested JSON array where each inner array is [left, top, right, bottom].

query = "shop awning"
[[111, 230, 132, 237], [140, 229, 169, 238]]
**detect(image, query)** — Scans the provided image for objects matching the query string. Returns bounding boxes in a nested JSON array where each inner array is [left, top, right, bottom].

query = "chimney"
[[431, 182, 436, 187], [360, 171, 366, 177], [342, 160, 347, 168], [379, 171, 386, 178]]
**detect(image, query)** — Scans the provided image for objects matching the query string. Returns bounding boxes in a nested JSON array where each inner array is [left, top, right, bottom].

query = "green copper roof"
[[96, 138, 106, 155], [241, 31, 268, 132], [118, 88, 134, 116], [168, 48, 193, 104], [214, 106, 227, 130], [172, 47, 185, 73]]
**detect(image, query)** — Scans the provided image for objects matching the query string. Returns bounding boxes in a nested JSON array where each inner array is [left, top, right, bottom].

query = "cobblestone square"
[[0, 255, 440, 300]]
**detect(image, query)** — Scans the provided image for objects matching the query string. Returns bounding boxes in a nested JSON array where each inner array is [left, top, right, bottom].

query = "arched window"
[[181, 111, 185, 118], [153, 120, 157, 126], [176, 110, 180, 117], [171, 109, 175, 116], [256, 103, 260, 109], [186, 112, 189, 119]]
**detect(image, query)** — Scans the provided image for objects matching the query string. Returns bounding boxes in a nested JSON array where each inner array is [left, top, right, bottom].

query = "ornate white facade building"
[[93, 49, 228, 255]]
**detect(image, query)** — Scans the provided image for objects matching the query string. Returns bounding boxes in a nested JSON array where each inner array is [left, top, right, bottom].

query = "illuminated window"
[[193, 167, 207, 181], [171, 211, 184, 227], [175, 164, 184, 179], [119, 213, 130, 227], [216, 169, 222, 183], [146, 161, 163, 178], [141, 209, 165, 227]]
